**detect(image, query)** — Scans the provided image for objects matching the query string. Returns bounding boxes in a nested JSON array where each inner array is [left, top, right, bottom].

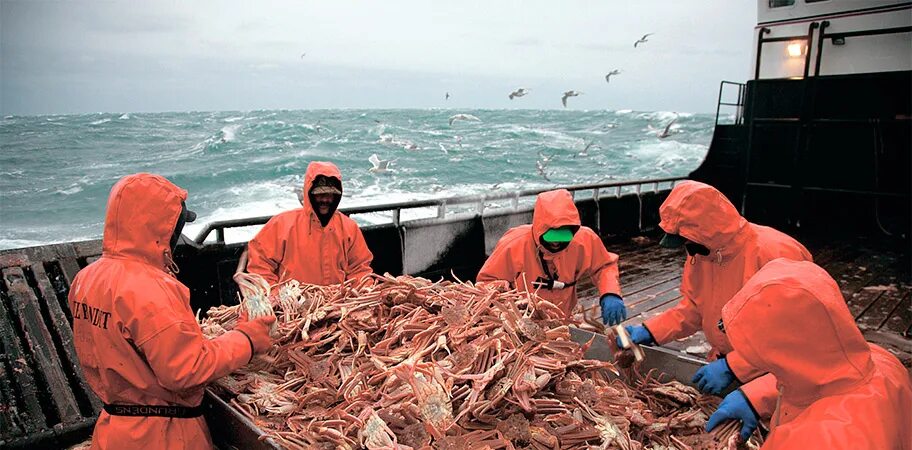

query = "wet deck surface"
[[578, 234, 912, 370]]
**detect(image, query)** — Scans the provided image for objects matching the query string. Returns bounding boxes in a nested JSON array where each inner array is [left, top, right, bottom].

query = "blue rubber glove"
[[692, 358, 736, 395], [599, 294, 626, 326], [705, 390, 759, 442], [615, 325, 655, 349]]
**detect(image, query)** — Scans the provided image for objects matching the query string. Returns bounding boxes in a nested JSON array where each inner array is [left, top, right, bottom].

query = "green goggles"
[[541, 228, 575, 243]]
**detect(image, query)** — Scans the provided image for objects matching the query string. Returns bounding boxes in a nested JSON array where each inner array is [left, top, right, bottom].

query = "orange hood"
[[659, 181, 748, 254], [532, 190, 581, 248], [101, 173, 187, 270], [722, 258, 874, 406], [301, 161, 343, 213]]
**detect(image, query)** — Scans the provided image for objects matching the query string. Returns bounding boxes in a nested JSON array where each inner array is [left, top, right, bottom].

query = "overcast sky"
[[1, 1, 757, 115]]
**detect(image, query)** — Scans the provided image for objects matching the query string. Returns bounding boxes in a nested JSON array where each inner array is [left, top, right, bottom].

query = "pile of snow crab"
[[200, 273, 761, 450]]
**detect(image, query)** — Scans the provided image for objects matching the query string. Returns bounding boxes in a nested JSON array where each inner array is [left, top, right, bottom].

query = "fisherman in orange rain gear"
[[617, 180, 813, 434], [710, 258, 912, 447], [476, 189, 624, 324], [70, 173, 274, 450], [246, 161, 373, 287]]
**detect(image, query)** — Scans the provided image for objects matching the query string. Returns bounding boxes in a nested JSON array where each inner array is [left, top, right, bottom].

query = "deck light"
[[787, 41, 805, 57]]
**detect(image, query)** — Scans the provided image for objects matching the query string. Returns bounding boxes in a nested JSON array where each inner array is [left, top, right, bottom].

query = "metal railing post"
[[715, 82, 725, 126], [755, 27, 771, 80], [814, 21, 830, 77], [437, 202, 447, 219], [802, 22, 820, 79]]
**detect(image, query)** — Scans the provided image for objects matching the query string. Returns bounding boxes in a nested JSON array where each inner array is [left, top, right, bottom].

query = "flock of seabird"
[[361, 32, 681, 180], [442, 33, 654, 108]]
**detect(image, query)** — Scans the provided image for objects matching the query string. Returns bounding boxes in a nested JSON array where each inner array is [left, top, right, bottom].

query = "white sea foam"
[[0, 238, 47, 249], [90, 118, 112, 125], [56, 185, 84, 195], [377, 134, 419, 151], [631, 141, 708, 170], [118, 113, 131, 120], [637, 111, 693, 121], [219, 124, 241, 142]]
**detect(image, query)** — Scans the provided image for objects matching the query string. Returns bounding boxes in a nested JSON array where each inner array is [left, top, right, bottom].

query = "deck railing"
[[194, 176, 686, 244]]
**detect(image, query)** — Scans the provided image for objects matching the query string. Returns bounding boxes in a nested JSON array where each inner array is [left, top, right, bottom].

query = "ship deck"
[[578, 234, 912, 372]]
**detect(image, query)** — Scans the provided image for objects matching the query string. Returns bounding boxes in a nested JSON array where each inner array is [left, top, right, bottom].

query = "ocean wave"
[[220, 124, 241, 142], [636, 111, 692, 121], [0, 238, 47, 250], [90, 118, 112, 125], [56, 184, 84, 195], [378, 134, 419, 151], [1, 108, 714, 249]]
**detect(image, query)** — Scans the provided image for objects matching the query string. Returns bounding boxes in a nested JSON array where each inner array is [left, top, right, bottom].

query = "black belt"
[[104, 403, 204, 418]]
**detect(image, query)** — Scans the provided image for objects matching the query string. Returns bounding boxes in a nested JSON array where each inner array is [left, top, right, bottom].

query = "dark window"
[[770, 0, 795, 6]]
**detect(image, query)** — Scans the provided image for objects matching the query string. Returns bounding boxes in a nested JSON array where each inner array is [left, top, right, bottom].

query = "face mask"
[[308, 193, 341, 226]]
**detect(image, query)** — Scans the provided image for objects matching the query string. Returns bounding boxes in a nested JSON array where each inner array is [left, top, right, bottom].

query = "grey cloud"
[[74, 7, 191, 34], [1, 1, 757, 115]]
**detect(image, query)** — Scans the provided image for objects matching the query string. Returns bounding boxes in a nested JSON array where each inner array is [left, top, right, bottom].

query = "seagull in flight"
[[575, 140, 599, 158], [634, 33, 653, 48], [300, 53, 306, 59], [536, 152, 554, 181], [652, 114, 679, 139], [605, 70, 621, 84], [561, 91, 582, 108], [657, 117, 678, 139], [509, 88, 530, 100], [445, 92, 450, 100], [368, 154, 393, 173], [449, 113, 481, 126]]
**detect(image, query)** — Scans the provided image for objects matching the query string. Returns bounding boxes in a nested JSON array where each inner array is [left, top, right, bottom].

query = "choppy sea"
[[0, 109, 716, 249]]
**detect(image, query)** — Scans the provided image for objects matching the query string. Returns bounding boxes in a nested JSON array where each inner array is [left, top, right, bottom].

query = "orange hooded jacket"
[[246, 162, 373, 287], [643, 181, 812, 417], [477, 189, 621, 318], [722, 259, 912, 450], [70, 174, 254, 450]]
